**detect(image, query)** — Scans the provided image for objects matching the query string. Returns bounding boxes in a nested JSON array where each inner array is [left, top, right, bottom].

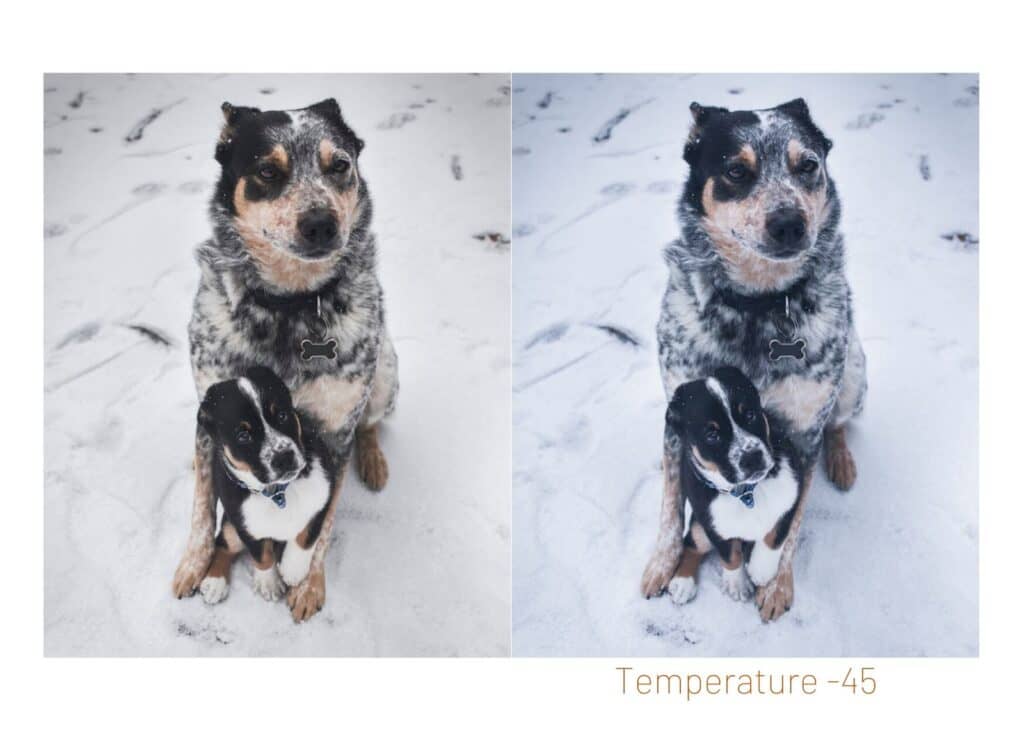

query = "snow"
[[44, 74, 510, 656], [511, 74, 978, 656]]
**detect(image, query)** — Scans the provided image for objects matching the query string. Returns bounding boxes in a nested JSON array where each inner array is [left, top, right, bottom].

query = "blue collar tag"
[[729, 483, 757, 509], [261, 483, 290, 509]]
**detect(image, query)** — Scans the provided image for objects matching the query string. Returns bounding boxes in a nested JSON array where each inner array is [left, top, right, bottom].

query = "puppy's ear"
[[197, 382, 229, 433], [684, 101, 728, 164], [665, 380, 702, 436], [215, 102, 260, 165]]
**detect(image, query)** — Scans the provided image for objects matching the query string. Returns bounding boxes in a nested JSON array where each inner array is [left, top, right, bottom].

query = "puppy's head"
[[680, 98, 837, 289], [212, 98, 370, 287], [198, 366, 307, 490], [666, 367, 774, 491]]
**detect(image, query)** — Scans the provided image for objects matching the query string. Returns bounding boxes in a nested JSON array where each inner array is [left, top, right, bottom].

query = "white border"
[[9, 0, 1018, 726]]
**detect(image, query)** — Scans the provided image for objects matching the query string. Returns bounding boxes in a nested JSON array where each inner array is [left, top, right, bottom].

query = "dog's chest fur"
[[189, 257, 383, 445], [658, 262, 851, 454], [704, 457, 799, 542], [240, 458, 331, 542]]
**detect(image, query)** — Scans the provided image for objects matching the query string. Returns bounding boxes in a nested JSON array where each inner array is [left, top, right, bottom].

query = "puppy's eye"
[[276, 409, 290, 424], [329, 158, 351, 175], [704, 425, 721, 444], [743, 408, 758, 425], [799, 159, 819, 174], [725, 163, 748, 181], [236, 429, 252, 444], [257, 163, 279, 181]]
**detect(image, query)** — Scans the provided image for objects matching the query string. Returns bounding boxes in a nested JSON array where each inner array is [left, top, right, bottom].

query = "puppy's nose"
[[297, 208, 339, 248], [271, 449, 297, 474], [739, 449, 766, 475], [765, 208, 807, 251]]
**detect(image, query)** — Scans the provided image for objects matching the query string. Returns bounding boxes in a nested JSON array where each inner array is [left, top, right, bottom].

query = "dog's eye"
[[743, 408, 758, 425], [236, 429, 253, 444], [725, 163, 748, 181], [799, 159, 819, 174], [704, 425, 721, 444], [276, 409, 290, 424], [257, 163, 279, 181], [329, 158, 351, 175]]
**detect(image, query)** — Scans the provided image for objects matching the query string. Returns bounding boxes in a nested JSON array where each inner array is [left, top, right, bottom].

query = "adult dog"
[[642, 98, 866, 621], [171, 98, 398, 622]]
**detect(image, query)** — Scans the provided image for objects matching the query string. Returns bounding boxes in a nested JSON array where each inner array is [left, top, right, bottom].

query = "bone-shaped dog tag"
[[300, 338, 338, 361], [768, 338, 806, 361]]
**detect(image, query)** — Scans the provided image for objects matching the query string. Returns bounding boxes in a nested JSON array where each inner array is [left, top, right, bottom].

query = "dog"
[[196, 367, 339, 606], [663, 367, 808, 609], [642, 98, 867, 620], [171, 98, 399, 622]]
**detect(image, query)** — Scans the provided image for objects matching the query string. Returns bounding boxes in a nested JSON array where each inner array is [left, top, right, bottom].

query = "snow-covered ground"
[[511, 74, 978, 656], [44, 74, 510, 656]]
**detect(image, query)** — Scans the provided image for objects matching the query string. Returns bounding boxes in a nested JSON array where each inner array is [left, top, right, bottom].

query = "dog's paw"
[[286, 570, 326, 622], [720, 565, 754, 601], [755, 567, 794, 622], [825, 428, 857, 491], [252, 566, 286, 601], [668, 576, 698, 605], [279, 545, 312, 588], [357, 438, 389, 491], [172, 546, 214, 599], [199, 575, 229, 604], [641, 549, 680, 599]]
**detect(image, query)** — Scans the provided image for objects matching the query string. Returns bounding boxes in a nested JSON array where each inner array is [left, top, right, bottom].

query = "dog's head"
[[666, 367, 774, 492], [198, 366, 308, 490], [679, 98, 838, 291], [211, 98, 370, 291]]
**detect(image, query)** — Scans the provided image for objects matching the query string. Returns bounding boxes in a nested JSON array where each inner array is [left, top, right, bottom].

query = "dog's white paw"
[[721, 565, 754, 601], [199, 575, 229, 604], [253, 566, 286, 601], [668, 576, 698, 605]]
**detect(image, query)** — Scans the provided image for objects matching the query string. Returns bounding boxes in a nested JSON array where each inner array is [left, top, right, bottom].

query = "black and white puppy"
[[195, 366, 339, 606], [664, 367, 808, 607]]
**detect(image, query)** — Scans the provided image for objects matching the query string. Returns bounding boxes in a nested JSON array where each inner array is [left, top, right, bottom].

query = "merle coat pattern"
[[172, 99, 399, 622], [641, 98, 867, 621]]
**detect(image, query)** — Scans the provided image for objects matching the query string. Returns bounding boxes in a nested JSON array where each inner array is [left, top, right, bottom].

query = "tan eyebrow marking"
[[736, 143, 757, 168], [787, 138, 808, 169]]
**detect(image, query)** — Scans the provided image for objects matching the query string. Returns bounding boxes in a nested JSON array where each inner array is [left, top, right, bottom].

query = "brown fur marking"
[[356, 424, 389, 490], [254, 539, 276, 571], [824, 424, 857, 490], [701, 178, 805, 292]]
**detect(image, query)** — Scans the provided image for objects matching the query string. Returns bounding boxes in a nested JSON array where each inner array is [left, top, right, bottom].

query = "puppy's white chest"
[[241, 459, 330, 542], [708, 460, 799, 542]]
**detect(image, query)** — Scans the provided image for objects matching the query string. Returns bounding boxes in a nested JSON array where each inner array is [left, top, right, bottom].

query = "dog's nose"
[[765, 208, 807, 252], [271, 449, 297, 474], [739, 449, 766, 475], [297, 209, 339, 248]]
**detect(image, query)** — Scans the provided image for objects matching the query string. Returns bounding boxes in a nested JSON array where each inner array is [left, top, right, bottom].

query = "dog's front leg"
[[172, 430, 217, 598], [641, 426, 684, 598], [287, 465, 347, 622], [754, 473, 811, 621]]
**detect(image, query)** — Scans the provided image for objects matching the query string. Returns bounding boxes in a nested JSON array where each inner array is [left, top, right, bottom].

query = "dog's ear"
[[215, 102, 261, 165], [307, 98, 365, 156], [197, 381, 230, 433], [684, 101, 729, 164], [666, 380, 703, 436], [775, 98, 833, 155]]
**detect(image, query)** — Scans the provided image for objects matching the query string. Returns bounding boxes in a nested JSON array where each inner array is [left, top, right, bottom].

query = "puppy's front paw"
[[668, 576, 697, 605], [641, 548, 680, 599], [199, 576, 229, 604], [720, 565, 754, 601], [287, 569, 326, 622], [755, 567, 794, 622], [252, 566, 286, 601]]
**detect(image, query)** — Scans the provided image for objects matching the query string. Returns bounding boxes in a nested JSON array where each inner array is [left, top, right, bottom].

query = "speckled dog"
[[171, 99, 399, 622], [641, 98, 867, 620]]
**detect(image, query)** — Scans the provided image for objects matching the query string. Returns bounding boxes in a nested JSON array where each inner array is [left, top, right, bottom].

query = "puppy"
[[195, 366, 339, 607], [663, 367, 808, 609]]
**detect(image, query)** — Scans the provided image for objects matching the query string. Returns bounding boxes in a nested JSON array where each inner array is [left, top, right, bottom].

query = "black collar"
[[693, 468, 758, 509], [715, 277, 808, 316], [248, 275, 344, 315]]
